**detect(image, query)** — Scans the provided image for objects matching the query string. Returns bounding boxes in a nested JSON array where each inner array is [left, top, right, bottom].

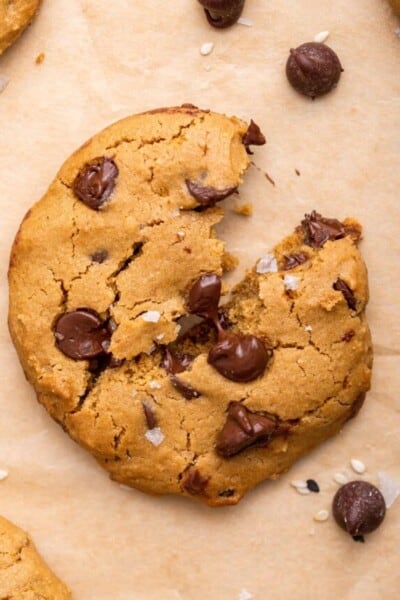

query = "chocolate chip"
[[219, 489, 235, 497], [170, 374, 201, 400], [187, 273, 221, 321], [73, 157, 118, 210], [333, 279, 357, 310], [162, 348, 194, 375], [306, 479, 320, 493], [332, 481, 386, 537], [283, 253, 308, 270], [186, 180, 237, 207], [54, 309, 110, 360], [216, 402, 290, 458], [352, 535, 365, 543], [242, 120, 266, 151], [183, 468, 209, 495], [300, 210, 346, 248], [198, 0, 245, 29], [142, 401, 157, 429], [342, 330, 355, 342], [286, 42, 343, 99], [91, 249, 109, 263], [208, 331, 272, 382]]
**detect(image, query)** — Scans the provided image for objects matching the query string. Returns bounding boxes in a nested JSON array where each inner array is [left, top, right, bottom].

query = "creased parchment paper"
[[0, 1, 399, 598]]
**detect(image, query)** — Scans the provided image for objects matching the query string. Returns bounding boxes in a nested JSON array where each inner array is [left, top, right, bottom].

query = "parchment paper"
[[0, 1, 399, 598]]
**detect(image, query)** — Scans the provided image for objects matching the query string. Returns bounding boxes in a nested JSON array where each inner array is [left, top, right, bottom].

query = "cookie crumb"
[[238, 589, 253, 600], [145, 427, 165, 446], [314, 31, 330, 43], [313, 509, 329, 522], [378, 471, 400, 509], [350, 458, 366, 474], [222, 250, 239, 272], [333, 472, 348, 485], [237, 17, 253, 27], [305, 325, 313, 332], [0, 469, 9, 481], [0, 74, 10, 94], [233, 203, 253, 216], [200, 42, 214, 56], [283, 274, 300, 291], [295, 169, 301, 176], [35, 52, 45, 64], [149, 380, 161, 389], [256, 253, 278, 274], [142, 310, 161, 323]]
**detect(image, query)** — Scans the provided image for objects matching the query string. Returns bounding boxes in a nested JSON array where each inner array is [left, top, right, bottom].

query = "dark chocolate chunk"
[[162, 348, 194, 375], [54, 309, 110, 360], [183, 468, 209, 495], [306, 479, 320, 493], [91, 249, 109, 263], [208, 331, 272, 382], [242, 120, 266, 150], [142, 402, 157, 429], [332, 481, 386, 537], [198, 0, 245, 29], [300, 210, 346, 248], [170, 375, 201, 400], [187, 273, 222, 321], [73, 157, 118, 210], [186, 180, 237, 207], [333, 279, 357, 310], [342, 330, 355, 342], [283, 253, 308, 270], [216, 402, 290, 458], [286, 42, 343, 99], [352, 535, 365, 543]]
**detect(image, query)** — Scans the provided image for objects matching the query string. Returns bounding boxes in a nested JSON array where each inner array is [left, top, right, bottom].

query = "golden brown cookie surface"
[[0, 516, 70, 599], [8, 106, 372, 506], [0, 0, 41, 56]]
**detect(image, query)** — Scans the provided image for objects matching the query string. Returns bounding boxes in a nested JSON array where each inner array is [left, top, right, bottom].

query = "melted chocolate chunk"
[[186, 180, 237, 207], [198, 0, 245, 29], [187, 274, 221, 321], [91, 249, 109, 263], [183, 468, 209, 495], [332, 481, 386, 537], [333, 279, 357, 310], [162, 348, 194, 375], [286, 42, 343, 99], [208, 332, 271, 382], [54, 309, 110, 360], [342, 330, 355, 342], [170, 375, 201, 400], [242, 119, 266, 150], [300, 210, 346, 248], [283, 253, 309, 270], [216, 402, 290, 458], [73, 157, 118, 210], [142, 402, 157, 429]]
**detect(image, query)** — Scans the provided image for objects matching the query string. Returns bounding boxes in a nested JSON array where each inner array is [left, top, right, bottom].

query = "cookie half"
[[0, 0, 41, 56], [0, 516, 70, 598], [8, 106, 371, 505]]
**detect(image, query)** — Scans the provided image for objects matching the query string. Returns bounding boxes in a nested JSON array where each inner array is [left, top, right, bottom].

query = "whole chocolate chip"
[[342, 330, 355, 342], [54, 309, 110, 360], [198, 0, 245, 29], [242, 120, 266, 150], [187, 273, 222, 321], [332, 481, 386, 537], [73, 157, 118, 210], [300, 210, 346, 248], [170, 374, 201, 400], [91, 249, 109, 263], [162, 348, 194, 375], [186, 180, 237, 207], [283, 253, 309, 270], [286, 42, 343, 99], [208, 331, 271, 382], [142, 401, 157, 429], [333, 278, 357, 310], [306, 479, 320, 493], [183, 468, 209, 495], [216, 402, 290, 458]]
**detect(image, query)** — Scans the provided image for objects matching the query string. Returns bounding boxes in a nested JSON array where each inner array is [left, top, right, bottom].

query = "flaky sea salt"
[[395, 28, 400, 38], [131, 389, 137, 397], [378, 471, 400, 509], [283, 274, 300, 291], [305, 325, 313, 332], [314, 509, 329, 522], [314, 31, 330, 43], [291, 479, 308, 489], [256, 253, 278, 274], [237, 17, 253, 27], [149, 380, 161, 390], [333, 472, 348, 485], [239, 589, 253, 600], [200, 42, 214, 56], [0, 74, 10, 94], [145, 427, 165, 447], [0, 469, 9, 481], [296, 487, 311, 495], [141, 310, 160, 323], [177, 230, 185, 239], [350, 458, 366, 474]]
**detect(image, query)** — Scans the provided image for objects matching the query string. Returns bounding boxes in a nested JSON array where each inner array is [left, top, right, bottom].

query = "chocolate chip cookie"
[[0, 0, 41, 56], [8, 105, 372, 506], [0, 516, 70, 598]]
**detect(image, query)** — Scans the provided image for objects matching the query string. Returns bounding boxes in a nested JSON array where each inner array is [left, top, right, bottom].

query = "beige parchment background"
[[0, 1, 399, 598]]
